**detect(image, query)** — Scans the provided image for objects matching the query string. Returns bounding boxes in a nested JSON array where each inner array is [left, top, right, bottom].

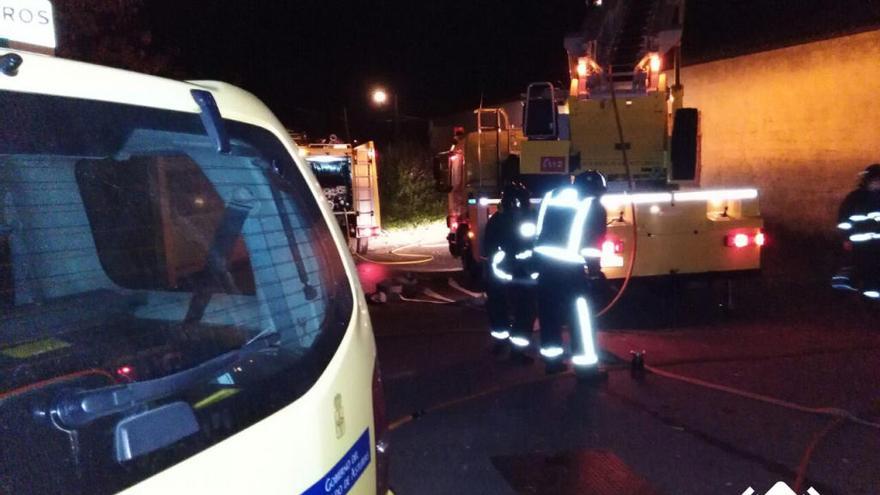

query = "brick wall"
[[680, 29, 880, 235]]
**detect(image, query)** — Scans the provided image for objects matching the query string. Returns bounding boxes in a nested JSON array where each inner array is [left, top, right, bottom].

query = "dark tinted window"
[[0, 90, 353, 494]]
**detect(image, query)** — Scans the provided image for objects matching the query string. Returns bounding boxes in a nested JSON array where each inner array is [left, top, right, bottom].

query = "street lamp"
[[371, 88, 389, 106], [370, 86, 399, 138]]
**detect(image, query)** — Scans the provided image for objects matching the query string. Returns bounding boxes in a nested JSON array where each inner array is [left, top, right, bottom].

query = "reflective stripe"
[[491, 250, 513, 281], [869, 212, 880, 219], [573, 297, 599, 367], [601, 192, 672, 207], [556, 188, 579, 203], [669, 189, 757, 203], [509, 336, 530, 348], [850, 214, 869, 222], [864, 291, 880, 299], [849, 232, 880, 242], [491, 330, 511, 340], [519, 222, 537, 238], [572, 354, 599, 366], [535, 191, 553, 237], [832, 283, 858, 292], [540, 346, 564, 359], [837, 222, 853, 230], [515, 250, 533, 260], [567, 198, 592, 253], [579, 247, 602, 258], [535, 188, 597, 264], [534, 246, 586, 264]]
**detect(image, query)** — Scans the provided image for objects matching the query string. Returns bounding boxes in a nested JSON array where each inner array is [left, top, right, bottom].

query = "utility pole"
[[393, 93, 400, 140], [343, 106, 352, 143]]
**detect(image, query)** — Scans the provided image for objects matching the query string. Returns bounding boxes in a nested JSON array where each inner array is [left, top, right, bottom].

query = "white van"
[[0, 4, 390, 494]]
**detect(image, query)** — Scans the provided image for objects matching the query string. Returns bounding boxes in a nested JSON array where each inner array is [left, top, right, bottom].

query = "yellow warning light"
[[576, 58, 588, 78], [298, 148, 309, 157], [649, 54, 661, 73]]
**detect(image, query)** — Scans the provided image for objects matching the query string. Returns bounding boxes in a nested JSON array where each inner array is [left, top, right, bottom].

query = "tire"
[[448, 242, 459, 257], [461, 244, 482, 282]]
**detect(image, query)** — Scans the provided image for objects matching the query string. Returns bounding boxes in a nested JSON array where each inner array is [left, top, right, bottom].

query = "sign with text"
[[302, 428, 371, 495], [0, 0, 56, 49], [540, 156, 566, 173]]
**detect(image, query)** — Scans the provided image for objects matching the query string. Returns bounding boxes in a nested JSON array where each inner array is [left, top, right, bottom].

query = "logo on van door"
[[334, 393, 345, 439], [302, 428, 371, 495], [540, 156, 566, 173]]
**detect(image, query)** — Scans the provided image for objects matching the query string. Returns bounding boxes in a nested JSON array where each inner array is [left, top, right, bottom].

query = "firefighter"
[[533, 170, 607, 375], [481, 182, 537, 360], [834, 164, 880, 299]]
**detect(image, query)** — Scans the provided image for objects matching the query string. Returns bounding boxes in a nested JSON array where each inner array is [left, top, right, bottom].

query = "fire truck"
[[434, 0, 764, 284], [295, 136, 382, 254]]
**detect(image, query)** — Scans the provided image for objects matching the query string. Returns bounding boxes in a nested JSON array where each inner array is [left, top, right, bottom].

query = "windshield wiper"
[[183, 198, 254, 324], [51, 331, 279, 429]]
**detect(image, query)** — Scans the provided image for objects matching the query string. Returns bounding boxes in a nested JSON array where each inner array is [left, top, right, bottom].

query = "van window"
[[0, 90, 354, 494], [76, 155, 256, 294]]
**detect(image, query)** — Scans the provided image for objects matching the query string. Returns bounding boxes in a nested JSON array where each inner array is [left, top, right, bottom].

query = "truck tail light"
[[600, 236, 625, 268], [730, 233, 750, 248], [726, 230, 766, 248], [373, 361, 391, 495], [754, 231, 766, 247]]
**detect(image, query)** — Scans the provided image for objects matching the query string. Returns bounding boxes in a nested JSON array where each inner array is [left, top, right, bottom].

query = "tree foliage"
[[53, 0, 176, 75], [378, 141, 446, 228]]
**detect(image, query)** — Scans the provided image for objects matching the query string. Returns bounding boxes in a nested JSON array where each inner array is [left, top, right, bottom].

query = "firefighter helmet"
[[860, 163, 880, 184], [574, 170, 607, 196], [501, 181, 530, 211]]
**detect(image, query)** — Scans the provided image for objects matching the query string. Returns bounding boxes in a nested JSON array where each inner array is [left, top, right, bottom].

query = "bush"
[[378, 141, 446, 228]]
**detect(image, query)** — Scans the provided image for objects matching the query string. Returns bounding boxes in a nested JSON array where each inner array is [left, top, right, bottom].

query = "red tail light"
[[372, 361, 391, 494], [726, 230, 766, 248], [754, 231, 766, 247], [600, 235, 625, 268]]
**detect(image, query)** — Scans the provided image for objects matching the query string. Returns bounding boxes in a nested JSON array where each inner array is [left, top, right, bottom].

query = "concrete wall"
[[680, 29, 880, 235]]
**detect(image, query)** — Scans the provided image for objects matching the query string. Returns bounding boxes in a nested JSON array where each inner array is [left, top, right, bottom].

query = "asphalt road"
[[360, 236, 880, 495]]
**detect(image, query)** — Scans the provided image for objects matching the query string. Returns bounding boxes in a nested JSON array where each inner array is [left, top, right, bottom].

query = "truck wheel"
[[449, 240, 461, 257], [356, 237, 369, 255], [451, 224, 470, 258]]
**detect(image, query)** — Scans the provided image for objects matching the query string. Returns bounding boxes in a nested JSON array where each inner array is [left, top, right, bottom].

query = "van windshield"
[[0, 90, 353, 494]]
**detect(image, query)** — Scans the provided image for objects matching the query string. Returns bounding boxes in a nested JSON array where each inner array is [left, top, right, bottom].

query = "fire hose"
[[596, 65, 638, 318]]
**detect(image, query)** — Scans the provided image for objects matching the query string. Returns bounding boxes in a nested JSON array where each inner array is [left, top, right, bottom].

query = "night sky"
[[145, 0, 586, 139]]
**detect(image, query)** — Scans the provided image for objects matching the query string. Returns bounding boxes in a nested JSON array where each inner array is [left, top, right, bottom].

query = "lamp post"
[[371, 87, 399, 138]]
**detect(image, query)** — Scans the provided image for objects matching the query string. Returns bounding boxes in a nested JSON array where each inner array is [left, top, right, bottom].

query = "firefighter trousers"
[[487, 278, 535, 342], [536, 262, 596, 362]]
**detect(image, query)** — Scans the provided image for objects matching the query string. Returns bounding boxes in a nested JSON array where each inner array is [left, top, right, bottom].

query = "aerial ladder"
[[435, 0, 764, 291]]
